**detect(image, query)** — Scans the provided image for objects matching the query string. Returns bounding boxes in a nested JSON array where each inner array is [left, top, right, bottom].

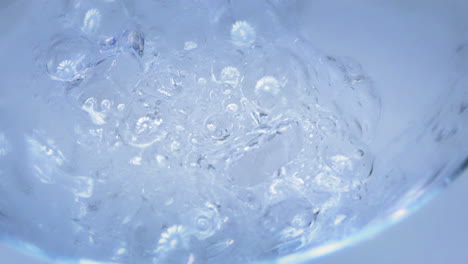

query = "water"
[[0, 1, 382, 263]]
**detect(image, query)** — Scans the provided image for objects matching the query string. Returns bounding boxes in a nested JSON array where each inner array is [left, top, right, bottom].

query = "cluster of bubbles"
[[0, 1, 381, 264]]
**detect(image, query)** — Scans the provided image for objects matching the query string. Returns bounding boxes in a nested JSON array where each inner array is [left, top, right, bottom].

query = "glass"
[[0, 1, 466, 263]]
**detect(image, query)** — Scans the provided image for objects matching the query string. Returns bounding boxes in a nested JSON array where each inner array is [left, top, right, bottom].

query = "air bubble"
[[129, 156, 142, 165], [231, 21, 256, 47], [204, 114, 233, 141], [46, 37, 94, 82], [226, 103, 239, 113], [124, 116, 166, 148], [220, 66, 241, 87], [155, 225, 188, 254], [189, 203, 222, 240], [255, 76, 281, 95], [82, 9, 101, 34], [254, 76, 282, 110], [184, 41, 198, 51]]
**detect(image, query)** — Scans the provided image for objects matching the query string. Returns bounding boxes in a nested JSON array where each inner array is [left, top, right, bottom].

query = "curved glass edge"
[[267, 157, 468, 264], [0, 158, 466, 264]]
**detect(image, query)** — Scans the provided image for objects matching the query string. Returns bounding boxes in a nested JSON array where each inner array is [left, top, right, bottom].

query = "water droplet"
[[231, 21, 256, 47]]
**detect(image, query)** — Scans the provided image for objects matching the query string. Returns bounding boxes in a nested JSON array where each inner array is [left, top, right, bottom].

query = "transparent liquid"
[[0, 1, 382, 263]]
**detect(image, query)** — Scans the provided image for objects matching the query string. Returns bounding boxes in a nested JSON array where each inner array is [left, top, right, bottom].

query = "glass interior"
[[0, 1, 466, 264]]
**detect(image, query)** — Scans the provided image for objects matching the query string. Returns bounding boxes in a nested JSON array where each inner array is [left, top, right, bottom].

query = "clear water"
[[0, 1, 384, 263]]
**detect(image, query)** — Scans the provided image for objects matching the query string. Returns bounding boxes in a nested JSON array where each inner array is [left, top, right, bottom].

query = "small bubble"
[[155, 155, 168, 167], [129, 156, 142, 166], [99, 36, 117, 52], [116, 247, 126, 255], [82, 9, 101, 34], [120, 114, 167, 148], [136, 116, 161, 133], [117, 104, 125, 111], [226, 103, 239, 113], [155, 225, 187, 254], [318, 117, 336, 133], [100, 99, 112, 112], [82, 98, 106, 125], [189, 202, 222, 240], [255, 76, 281, 95], [55, 60, 80, 80], [197, 77, 207, 85], [231, 21, 256, 47], [204, 114, 233, 141], [184, 41, 198, 51], [220, 66, 241, 87], [254, 76, 282, 109], [46, 37, 93, 82]]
